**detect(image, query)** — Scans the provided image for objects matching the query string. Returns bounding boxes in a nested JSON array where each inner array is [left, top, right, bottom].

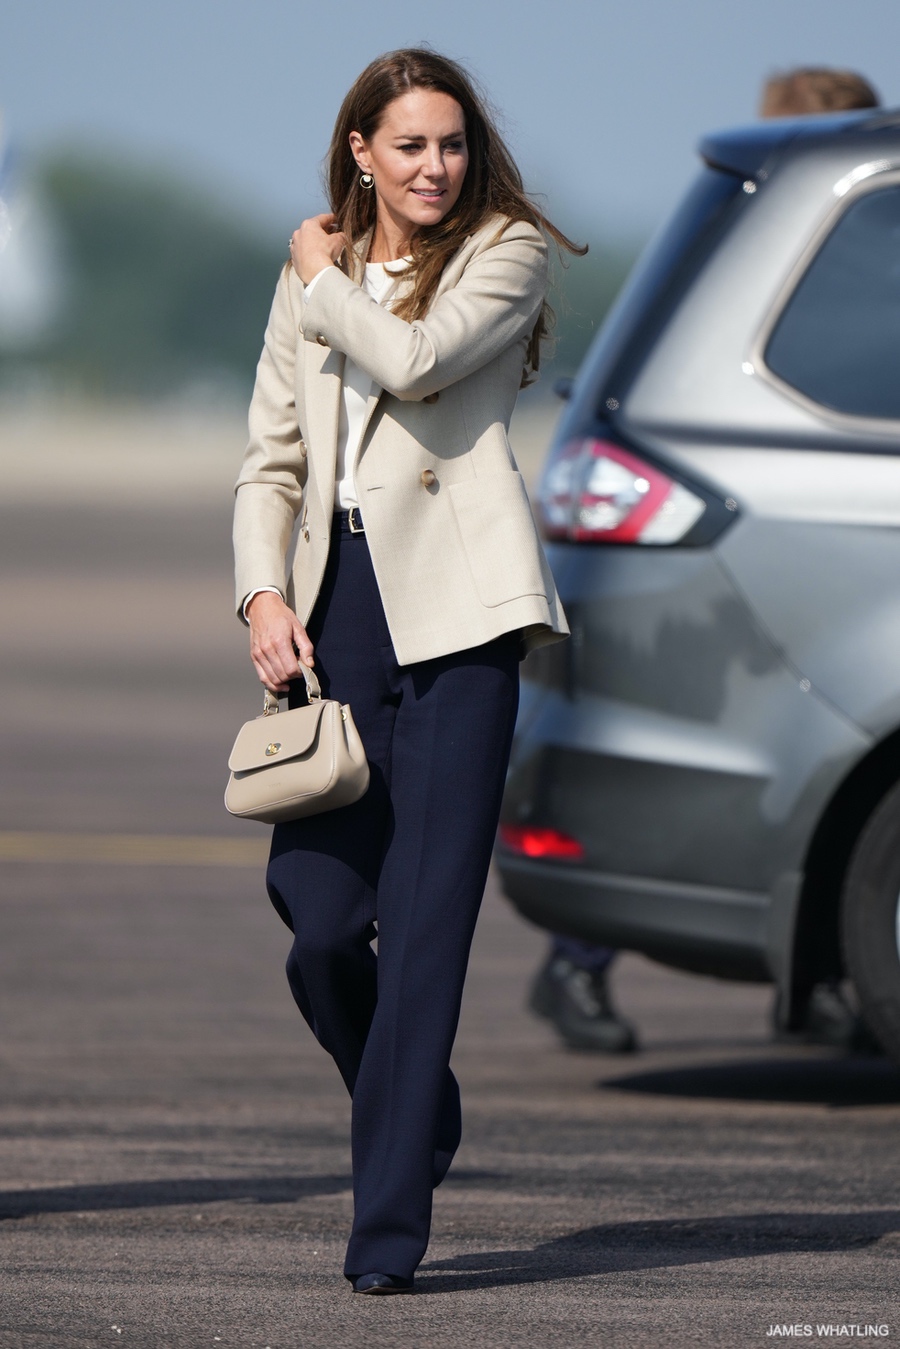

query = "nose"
[[421, 147, 446, 179]]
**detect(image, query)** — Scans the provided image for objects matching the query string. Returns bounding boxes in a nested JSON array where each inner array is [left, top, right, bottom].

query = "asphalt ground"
[[1, 409, 899, 1348]]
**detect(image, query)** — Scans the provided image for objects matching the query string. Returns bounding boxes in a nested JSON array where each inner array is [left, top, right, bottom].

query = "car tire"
[[841, 778, 900, 1064]]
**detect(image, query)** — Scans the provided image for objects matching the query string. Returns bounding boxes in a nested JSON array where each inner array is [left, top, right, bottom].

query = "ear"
[[348, 131, 370, 173]]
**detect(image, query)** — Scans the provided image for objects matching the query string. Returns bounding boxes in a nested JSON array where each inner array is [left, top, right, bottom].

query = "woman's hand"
[[289, 214, 349, 286], [246, 591, 315, 694]]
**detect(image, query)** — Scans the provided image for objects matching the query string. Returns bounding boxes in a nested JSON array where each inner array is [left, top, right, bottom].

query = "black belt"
[[335, 508, 365, 534]]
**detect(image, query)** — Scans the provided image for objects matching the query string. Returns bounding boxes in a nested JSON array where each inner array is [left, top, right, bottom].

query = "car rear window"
[[765, 184, 900, 419], [562, 166, 744, 426]]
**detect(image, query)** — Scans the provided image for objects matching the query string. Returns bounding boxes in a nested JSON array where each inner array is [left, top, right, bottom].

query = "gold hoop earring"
[[359, 172, 375, 190]]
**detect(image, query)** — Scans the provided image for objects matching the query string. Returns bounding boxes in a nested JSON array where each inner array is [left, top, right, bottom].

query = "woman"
[[234, 48, 578, 1294]]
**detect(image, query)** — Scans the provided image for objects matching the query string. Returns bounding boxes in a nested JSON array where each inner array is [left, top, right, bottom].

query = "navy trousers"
[[266, 513, 520, 1280]]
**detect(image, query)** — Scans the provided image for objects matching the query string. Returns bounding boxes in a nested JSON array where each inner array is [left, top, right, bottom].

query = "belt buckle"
[[347, 507, 365, 534]]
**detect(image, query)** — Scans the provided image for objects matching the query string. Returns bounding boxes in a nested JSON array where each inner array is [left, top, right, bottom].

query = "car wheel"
[[841, 777, 900, 1064]]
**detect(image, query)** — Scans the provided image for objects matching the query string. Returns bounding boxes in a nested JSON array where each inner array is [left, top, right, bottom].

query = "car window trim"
[[752, 161, 900, 437]]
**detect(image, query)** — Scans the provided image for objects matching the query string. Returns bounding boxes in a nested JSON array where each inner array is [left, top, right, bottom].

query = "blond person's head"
[[760, 68, 880, 118]]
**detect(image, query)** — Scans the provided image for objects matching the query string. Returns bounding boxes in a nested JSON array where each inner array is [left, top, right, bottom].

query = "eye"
[[444, 139, 466, 152], [399, 143, 422, 154]]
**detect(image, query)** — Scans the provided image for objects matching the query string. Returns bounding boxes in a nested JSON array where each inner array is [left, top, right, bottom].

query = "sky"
[[3, 0, 900, 244]]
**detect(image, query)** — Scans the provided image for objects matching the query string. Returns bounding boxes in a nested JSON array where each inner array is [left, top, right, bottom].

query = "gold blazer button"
[[315, 334, 329, 347], [422, 391, 440, 404], [420, 469, 437, 487]]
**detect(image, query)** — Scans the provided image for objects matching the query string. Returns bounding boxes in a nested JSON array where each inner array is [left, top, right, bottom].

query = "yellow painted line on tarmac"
[[0, 832, 269, 867]]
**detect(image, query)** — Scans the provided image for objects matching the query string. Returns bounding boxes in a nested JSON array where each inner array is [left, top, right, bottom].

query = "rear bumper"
[[497, 852, 772, 980]]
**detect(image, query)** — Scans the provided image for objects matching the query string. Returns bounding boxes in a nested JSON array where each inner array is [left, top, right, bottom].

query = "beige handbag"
[[224, 667, 369, 823]]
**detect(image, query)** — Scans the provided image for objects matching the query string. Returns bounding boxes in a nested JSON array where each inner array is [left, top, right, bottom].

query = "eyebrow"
[[391, 130, 466, 141]]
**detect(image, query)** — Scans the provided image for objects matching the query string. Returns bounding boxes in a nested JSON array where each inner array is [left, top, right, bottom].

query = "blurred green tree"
[[19, 151, 287, 399]]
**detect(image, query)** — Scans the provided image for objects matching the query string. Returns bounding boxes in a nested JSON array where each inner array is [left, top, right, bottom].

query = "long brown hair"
[[326, 48, 585, 375]]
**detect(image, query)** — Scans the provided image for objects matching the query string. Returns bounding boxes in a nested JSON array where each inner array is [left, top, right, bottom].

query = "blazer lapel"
[[302, 234, 369, 517], [304, 341, 345, 521], [356, 376, 388, 462], [353, 255, 417, 471]]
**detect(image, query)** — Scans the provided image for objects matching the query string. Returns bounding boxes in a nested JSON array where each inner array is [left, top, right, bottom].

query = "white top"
[[243, 256, 408, 618], [333, 259, 408, 510]]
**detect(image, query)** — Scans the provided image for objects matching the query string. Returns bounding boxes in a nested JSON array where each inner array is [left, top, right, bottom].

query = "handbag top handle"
[[263, 665, 322, 716]]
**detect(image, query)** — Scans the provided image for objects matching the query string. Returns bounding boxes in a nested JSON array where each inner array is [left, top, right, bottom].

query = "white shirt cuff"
[[303, 268, 332, 302], [242, 586, 283, 621]]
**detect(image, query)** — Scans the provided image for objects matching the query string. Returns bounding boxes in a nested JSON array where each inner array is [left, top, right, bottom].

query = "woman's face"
[[350, 89, 469, 251]]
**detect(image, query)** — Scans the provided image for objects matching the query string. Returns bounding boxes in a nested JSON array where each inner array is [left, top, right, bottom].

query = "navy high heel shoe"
[[350, 1272, 414, 1295]]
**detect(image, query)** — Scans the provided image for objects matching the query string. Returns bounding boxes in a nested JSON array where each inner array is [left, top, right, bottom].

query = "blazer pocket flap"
[[449, 470, 549, 608], [228, 702, 328, 773]]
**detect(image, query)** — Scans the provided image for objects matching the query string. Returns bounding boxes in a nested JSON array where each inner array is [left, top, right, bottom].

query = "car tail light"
[[539, 438, 707, 544], [498, 824, 585, 861]]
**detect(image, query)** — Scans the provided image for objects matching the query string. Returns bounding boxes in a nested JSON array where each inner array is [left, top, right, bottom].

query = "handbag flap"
[[228, 702, 329, 773]]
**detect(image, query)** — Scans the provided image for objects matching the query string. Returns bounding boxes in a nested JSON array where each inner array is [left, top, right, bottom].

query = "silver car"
[[497, 108, 900, 1061]]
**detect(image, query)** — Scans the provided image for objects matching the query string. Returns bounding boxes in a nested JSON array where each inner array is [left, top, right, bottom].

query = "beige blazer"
[[233, 215, 568, 666]]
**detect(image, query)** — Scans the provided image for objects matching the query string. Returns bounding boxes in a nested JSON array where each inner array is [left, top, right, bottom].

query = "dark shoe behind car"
[[529, 954, 638, 1052]]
